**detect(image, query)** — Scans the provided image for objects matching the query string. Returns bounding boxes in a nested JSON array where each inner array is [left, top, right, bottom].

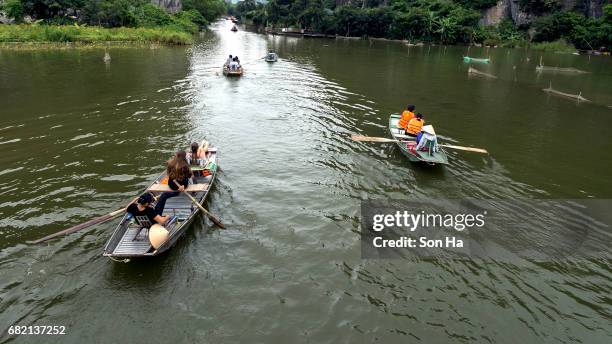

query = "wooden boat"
[[535, 65, 589, 74], [388, 114, 448, 165], [231, 25, 238, 32], [468, 66, 497, 79], [264, 52, 278, 62], [102, 147, 219, 260], [223, 64, 243, 76], [463, 56, 490, 64]]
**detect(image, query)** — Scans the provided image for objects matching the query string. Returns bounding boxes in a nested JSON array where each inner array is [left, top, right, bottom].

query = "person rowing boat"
[[155, 150, 193, 215]]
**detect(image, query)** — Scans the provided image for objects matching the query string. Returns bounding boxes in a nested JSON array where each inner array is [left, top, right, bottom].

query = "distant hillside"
[[230, 0, 611, 50]]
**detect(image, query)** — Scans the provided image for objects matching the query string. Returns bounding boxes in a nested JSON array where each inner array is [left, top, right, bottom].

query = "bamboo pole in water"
[[468, 67, 497, 79], [543, 82, 590, 102]]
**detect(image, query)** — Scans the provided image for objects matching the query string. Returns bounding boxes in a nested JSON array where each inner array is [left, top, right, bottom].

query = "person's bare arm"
[[199, 140, 209, 158], [154, 214, 168, 225]]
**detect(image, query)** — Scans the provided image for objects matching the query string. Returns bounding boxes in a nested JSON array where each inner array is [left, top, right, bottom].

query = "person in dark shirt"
[[127, 193, 170, 228]]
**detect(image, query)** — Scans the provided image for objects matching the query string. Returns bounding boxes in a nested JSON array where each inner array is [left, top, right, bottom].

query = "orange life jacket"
[[398, 110, 415, 129], [406, 118, 424, 135]]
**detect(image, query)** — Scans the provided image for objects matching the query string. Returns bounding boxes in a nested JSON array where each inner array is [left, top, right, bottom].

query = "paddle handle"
[[28, 196, 138, 244]]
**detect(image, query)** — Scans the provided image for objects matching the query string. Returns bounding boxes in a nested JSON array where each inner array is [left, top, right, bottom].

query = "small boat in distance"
[[463, 56, 490, 64], [264, 52, 278, 62], [103, 146, 219, 260], [223, 64, 243, 76], [231, 25, 238, 32], [388, 114, 448, 165]]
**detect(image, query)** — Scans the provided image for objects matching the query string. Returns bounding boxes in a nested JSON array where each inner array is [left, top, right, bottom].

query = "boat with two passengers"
[[223, 63, 243, 76], [264, 52, 278, 62], [388, 114, 448, 165], [102, 146, 219, 260]]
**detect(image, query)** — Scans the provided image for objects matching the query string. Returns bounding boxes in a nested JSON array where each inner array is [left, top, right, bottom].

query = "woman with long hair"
[[155, 150, 193, 216]]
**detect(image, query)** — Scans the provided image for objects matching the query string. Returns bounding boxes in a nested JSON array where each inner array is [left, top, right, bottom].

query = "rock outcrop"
[[481, 0, 606, 27], [480, 0, 532, 26], [480, 0, 510, 25], [151, 0, 182, 14], [583, 0, 606, 17]]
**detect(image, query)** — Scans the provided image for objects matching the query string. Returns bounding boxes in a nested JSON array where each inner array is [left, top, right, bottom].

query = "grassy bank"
[[0, 24, 194, 45], [530, 39, 577, 53]]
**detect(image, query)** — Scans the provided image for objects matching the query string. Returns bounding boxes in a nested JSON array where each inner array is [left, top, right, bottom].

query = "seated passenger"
[[398, 104, 416, 130], [406, 113, 425, 137], [229, 59, 239, 70], [127, 193, 170, 227], [226, 54, 233, 66], [415, 125, 439, 153], [187, 140, 210, 166], [154, 150, 193, 216]]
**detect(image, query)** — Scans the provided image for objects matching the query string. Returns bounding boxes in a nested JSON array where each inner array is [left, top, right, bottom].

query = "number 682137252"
[[7, 325, 66, 335]]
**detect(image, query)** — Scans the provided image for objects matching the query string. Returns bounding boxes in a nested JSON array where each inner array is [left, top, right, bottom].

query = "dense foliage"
[[230, 0, 611, 49], [0, 23, 193, 43], [1, 0, 225, 30]]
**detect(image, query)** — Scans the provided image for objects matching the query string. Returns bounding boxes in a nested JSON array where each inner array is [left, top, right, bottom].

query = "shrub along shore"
[[0, 24, 194, 45], [0, 0, 227, 45]]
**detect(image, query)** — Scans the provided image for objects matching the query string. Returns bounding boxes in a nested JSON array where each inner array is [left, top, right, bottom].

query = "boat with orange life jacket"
[[389, 114, 448, 165]]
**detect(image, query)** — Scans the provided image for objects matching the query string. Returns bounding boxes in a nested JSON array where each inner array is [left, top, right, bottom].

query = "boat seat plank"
[[148, 183, 208, 193], [162, 208, 192, 220], [394, 133, 417, 140], [113, 227, 151, 255]]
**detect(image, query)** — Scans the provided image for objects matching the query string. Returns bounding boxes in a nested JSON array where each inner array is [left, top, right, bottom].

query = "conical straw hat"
[[421, 125, 436, 135], [149, 224, 169, 249]]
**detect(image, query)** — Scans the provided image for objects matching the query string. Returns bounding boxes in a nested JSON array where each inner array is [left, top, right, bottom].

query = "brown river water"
[[0, 21, 611, 343]]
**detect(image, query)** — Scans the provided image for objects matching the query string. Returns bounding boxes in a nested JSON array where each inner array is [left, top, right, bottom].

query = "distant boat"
[[231, 25, 238, 32], [264, 52, 278, 62], [388, 114, 448, 165], [463, 56, 490, 64], [223, 63, 243, 76]]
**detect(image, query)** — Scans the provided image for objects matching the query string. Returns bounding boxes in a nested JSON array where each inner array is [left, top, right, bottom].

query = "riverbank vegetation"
[[230, 0, 611, 51], [0, 0, 226, 44]]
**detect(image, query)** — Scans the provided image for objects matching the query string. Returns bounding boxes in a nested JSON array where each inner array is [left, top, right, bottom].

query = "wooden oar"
[[351, 134, 488, 154], [438, 144, 488, 154], [183, 192, 225, 229], [28, 197, 138, 244]]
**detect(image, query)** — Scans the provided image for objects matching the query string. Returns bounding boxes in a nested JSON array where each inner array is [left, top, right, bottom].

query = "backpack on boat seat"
[[132, 216, 153, 241]]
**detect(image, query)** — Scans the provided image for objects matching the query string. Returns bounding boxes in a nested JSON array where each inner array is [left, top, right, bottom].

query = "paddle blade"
[[351, 134, 398, 143], [440, 144, 488, 154], [208, 214, 225, 229], [184, 192, 225, 229]]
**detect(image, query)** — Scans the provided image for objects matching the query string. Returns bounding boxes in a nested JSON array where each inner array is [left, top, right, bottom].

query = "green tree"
[[2, 0, 25, 21], [435, 16, 459, 44], [182, 0, 226, 22]]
